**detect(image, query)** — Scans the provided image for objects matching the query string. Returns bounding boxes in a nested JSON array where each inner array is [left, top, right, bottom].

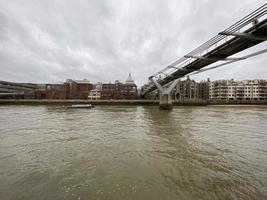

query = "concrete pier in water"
[[151, 77, 181, 110], [159, 93, 173, 110]]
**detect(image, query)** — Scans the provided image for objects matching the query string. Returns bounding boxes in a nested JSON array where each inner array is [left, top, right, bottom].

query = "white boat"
[[66, 104, 95, 109]]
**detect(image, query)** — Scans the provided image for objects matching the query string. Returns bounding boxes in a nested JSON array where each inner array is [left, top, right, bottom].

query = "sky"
[[0, 0, 266, 87]]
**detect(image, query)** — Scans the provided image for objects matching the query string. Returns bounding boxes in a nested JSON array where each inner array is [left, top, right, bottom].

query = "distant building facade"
[[42, 79, 93, 99], [88, 89, 101, 100], [174, 77, 210, 101], [198, 79, 210, 100], [144, 77, 267, 102], [66, 79, 93, 99], [101, 73, 138, 100], [209, 79, 267, 101], [0, 80, 37, 99], [46, 83, 68, 99], [4, 76, 267, 102]]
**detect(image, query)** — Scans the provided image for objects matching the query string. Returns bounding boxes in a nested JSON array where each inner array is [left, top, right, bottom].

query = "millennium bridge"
[[142, 3, 267, 109]]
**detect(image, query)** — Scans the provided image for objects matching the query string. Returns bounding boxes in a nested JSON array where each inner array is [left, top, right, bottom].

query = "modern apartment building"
[[209, 79, 267, 100]]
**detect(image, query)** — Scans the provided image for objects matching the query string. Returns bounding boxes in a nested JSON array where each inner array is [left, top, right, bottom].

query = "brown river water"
[[0, 105, 267, 200]]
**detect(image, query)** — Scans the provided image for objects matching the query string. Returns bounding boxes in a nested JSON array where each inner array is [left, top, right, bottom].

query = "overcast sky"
[[0, 0, 266, 86]]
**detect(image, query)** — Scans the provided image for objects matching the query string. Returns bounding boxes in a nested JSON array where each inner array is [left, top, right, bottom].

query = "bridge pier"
[[159, 93, 173, 110], [150, 77, 180, 110]]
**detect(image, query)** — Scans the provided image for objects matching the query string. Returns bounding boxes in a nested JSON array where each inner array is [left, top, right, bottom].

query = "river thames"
[[0, 105, 267, 200]]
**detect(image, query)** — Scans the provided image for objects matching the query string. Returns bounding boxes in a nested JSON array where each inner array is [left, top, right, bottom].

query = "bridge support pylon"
[[150, 77, 181, 110], [159, 93, 173, 110]]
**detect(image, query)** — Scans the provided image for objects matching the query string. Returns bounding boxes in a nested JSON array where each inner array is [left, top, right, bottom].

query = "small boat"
[[66, 104, 95, 109]]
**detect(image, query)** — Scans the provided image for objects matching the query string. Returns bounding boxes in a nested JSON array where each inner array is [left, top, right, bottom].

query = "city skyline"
[[1, 76, 267, 100], [0, 0, 266, 87]]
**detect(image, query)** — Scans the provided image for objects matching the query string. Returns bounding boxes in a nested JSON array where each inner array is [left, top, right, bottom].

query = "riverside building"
[[174, 77, 210, 101], [143, 77, 267, 102], [45, 79, 93, 99], [209, 79, 267, 101], [101, 73, 138, 100]]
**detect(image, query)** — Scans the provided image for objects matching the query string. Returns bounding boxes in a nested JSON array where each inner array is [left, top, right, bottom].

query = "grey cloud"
[[0, 0, 266, 86]]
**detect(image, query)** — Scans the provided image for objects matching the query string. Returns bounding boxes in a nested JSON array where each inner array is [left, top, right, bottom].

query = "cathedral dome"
[[125, 73, 135, 85]]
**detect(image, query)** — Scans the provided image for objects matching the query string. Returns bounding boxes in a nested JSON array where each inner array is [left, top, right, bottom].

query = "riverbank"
[[1, 99, 267, 106], [208, 104, 267, 108], [0, 99, 159, 106], [0, 99, 207, 106]]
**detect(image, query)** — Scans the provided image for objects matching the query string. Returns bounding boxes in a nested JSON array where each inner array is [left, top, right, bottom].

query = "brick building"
[[45, 83, 68, 99], [101, 73, 138, 100], [44, 79, 93, 99], [66, 79, 93, 99], [101, 83, 117, 99]]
